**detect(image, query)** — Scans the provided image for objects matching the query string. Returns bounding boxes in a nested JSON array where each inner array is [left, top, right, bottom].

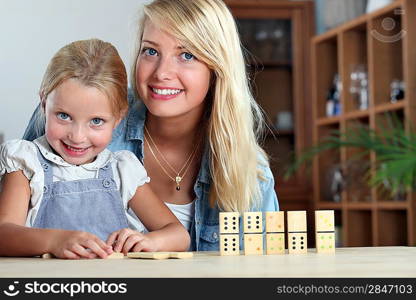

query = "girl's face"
[[136, 21, 211, 120], [44, 78, 120, 165]]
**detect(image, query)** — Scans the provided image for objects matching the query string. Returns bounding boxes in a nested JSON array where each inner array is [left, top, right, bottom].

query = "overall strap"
[[35, 146, 54, 186], [97, 162, 114, 180]]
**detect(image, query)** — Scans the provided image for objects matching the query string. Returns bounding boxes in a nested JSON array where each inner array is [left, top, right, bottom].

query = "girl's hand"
[[50, 230, 113, 259], [107, 228, 158, 254]]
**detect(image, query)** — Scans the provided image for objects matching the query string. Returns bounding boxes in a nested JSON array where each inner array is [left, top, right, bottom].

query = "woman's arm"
[[0, 171, 112, 258], [108, 183, 190, 253]]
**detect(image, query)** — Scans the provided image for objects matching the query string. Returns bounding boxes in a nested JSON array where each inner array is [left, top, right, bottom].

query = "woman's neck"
[[145, 112, 205, 145]]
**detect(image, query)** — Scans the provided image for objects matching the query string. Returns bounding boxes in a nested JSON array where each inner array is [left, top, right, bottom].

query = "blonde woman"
[[23, 0, 279, 251], [0, 39, 189, 258]]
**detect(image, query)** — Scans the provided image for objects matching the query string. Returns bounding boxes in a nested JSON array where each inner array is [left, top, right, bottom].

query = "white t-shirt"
[[0, 136, 150, 231]]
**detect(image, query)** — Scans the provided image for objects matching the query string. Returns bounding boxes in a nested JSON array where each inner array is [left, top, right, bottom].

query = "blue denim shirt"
[[23, 93, 279, 251]]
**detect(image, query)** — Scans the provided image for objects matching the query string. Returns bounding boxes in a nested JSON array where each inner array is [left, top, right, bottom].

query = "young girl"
[[23, 0, 279, 251], [0, 39, 190, 259]]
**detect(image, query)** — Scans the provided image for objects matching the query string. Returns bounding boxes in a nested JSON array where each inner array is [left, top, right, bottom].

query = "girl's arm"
[[108, 183, 190, 253], [0, 171, 112, 258]]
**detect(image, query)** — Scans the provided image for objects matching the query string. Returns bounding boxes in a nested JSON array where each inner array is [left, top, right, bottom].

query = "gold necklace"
[[144, 125, 201, 191]]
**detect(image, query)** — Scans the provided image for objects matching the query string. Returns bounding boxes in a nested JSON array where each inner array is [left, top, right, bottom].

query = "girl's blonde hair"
[[132, 0, 269, 213], [39, 39, 128, 119]]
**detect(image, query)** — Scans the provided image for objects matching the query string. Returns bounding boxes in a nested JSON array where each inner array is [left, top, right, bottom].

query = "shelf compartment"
[[346, 210, 373, 246], [340, 23, 369, 113], [369, 9, 404, 106], [377, 210, 407, 246], [316, 124, 342, 203], [343, 119, 372, 203], [313, 36, 338, 119]]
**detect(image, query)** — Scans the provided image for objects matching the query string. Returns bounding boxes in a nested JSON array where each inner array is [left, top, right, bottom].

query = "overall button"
[[101, 165, 110, 170], [102, 179, 112, 188], [43, 186, 49, 193], [41, 163, 49, 171], [212, 232, 218, 241]]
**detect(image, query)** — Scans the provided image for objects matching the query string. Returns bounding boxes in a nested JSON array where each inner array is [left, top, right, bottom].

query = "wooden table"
[[0, 247, 415, 278]]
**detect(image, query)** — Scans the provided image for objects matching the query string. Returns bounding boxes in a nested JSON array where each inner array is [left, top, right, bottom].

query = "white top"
[[0, 136, 150, 231], [134, 200, 195, 233]]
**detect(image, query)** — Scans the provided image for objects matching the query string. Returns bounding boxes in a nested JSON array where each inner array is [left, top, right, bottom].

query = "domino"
[[126, 252, 194, 260], [169, 252, 194, 259], [127, 252, 171, 260], [220, 212, 240, 256], [265, 211, 285, 254], [287, 211, 307, 254], [106, 252, 125, 259], [315, 210, 335, 253]]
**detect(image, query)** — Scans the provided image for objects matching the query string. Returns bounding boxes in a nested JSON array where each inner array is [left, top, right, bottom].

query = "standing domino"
[[219, 212, 240, 256], [287, 211, 307, 254], [315, 210, 335, 253], [265, 211, 285, 254], [243, 212, 263, 255]]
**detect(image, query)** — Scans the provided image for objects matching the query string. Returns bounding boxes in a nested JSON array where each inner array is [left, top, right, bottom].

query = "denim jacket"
[[23, 93, 279, 251]]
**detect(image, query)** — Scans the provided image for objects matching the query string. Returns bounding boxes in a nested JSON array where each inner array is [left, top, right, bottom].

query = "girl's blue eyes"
[[57, 112, 70, 120], [90, 118, 104, 126], [56, 113, 104, 126], [142, 47, 195, 61]]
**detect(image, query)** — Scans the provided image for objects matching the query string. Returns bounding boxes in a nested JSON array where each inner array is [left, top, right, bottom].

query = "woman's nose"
[[153, 57, 176, 81]]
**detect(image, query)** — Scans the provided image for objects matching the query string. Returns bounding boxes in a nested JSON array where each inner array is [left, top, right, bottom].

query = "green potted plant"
[[284, 114, 416, 198]]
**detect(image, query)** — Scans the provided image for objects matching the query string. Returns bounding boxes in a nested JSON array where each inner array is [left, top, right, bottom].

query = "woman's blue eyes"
[[181, 52, 194, 61], [57, 112, 70, 120], [91, 118, 104, 126], [142, 47, 195, 61], [144, 48, 158, 56]]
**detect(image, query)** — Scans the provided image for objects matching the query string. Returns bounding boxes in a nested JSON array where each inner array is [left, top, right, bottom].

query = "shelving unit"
[[311, 0, 416, 246], [225, 0, 315, 213]]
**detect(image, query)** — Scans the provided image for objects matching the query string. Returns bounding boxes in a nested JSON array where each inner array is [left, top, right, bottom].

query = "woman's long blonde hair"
[[132, 0, 269, 213]]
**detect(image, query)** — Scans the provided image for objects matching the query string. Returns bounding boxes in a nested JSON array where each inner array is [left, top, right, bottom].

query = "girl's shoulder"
[[0, 139, 39, 179], [0, 139, 37, 158]]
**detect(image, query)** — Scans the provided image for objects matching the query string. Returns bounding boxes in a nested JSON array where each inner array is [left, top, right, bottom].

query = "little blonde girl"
[[0, 39, 189, 259]]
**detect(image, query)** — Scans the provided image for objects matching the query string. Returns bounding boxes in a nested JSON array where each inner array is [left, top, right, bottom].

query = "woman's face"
[[136, 20, 211, 120]]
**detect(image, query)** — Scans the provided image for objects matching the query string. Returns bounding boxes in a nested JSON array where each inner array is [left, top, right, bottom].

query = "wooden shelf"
[[311, 0, 416, 247], [316, 115, 341, 126], [374, 99, 406, 114]]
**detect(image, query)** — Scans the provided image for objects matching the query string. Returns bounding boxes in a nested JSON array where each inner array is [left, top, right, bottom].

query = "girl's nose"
[[68, 125, 86, 144]]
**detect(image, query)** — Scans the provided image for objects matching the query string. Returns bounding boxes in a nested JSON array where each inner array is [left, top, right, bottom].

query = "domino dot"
[[301, 246, 304, 249], [270, 237, 274, 241], [292, 237, 296, 240], [292, 246, 296, 250], [224, 243, 228, 247]]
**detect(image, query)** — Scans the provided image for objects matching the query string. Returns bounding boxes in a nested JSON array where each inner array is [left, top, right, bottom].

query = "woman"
[[23, 0, 279, 251]]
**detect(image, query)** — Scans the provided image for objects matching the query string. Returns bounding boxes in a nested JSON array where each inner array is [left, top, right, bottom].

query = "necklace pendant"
[[175, 176, 181, 191]]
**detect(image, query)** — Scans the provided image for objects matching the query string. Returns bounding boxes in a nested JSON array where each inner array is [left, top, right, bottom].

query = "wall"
[[0, 0, 148, 140]]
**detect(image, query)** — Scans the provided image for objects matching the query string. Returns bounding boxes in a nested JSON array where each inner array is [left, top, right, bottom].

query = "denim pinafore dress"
[[32, 147, 129, 241]]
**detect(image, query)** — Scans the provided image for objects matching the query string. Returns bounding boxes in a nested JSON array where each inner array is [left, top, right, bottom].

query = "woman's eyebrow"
[[142, 40, 186, 50]]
